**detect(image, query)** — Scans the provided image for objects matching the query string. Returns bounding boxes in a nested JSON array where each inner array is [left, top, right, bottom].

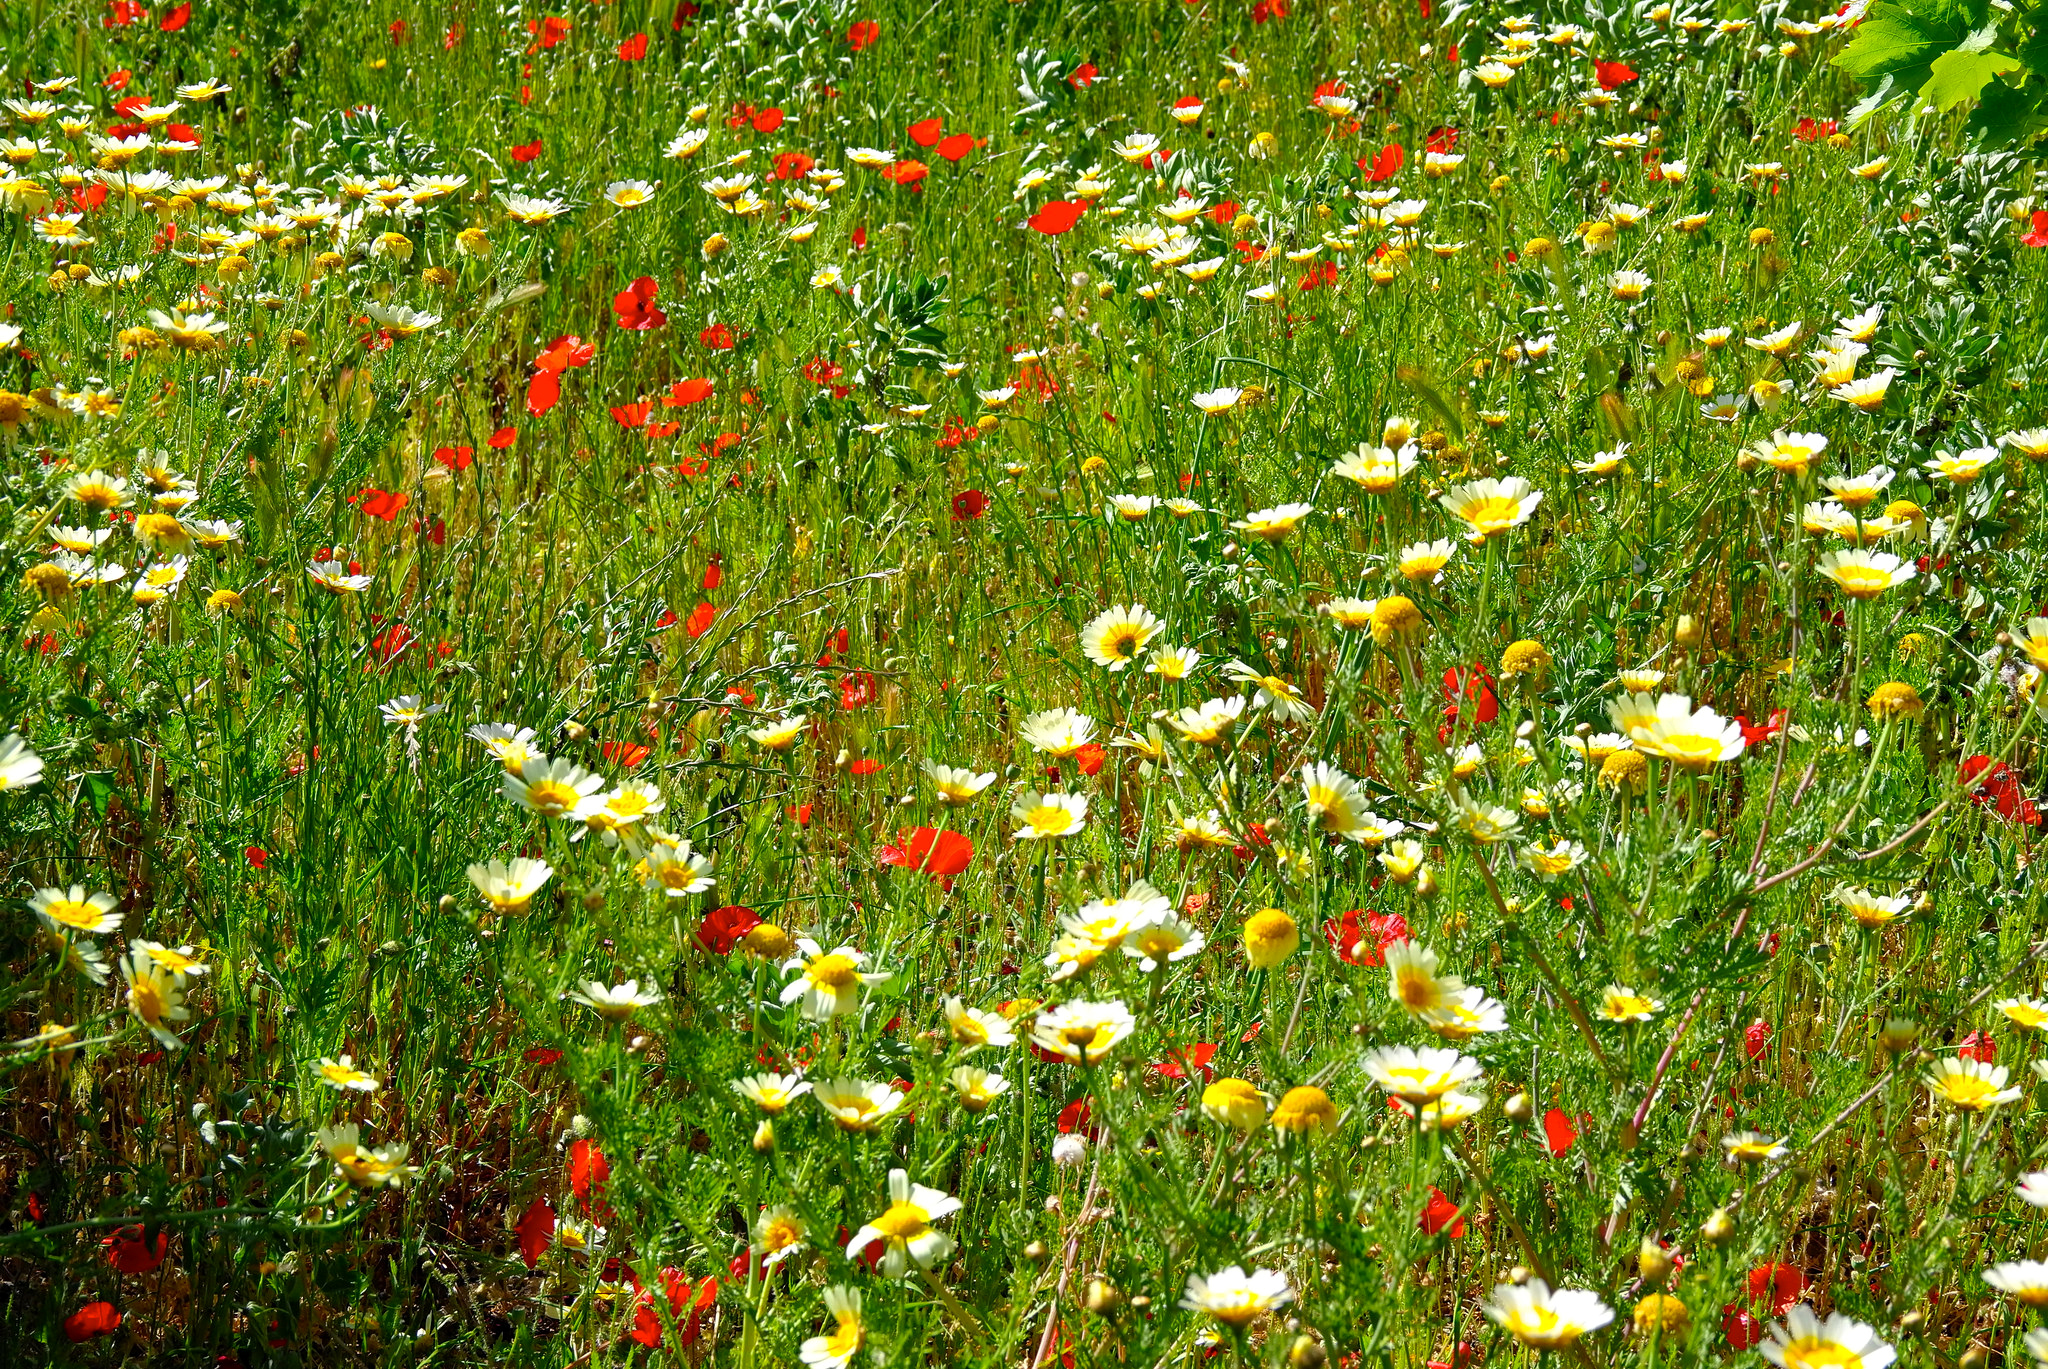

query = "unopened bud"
[[561, 719, 589, 742], [1637, 1236, 1674, 1288], [1085, 1279, 1121, 1315], [1289, 1335, 1327, 1369], [1880, 1017, 1919, 1054], [1700, 1207, 1736, 1245], [752, 1120, 774, 1152], [1675, 614, 1702, 648], [1504, 1091, 1533, 1122], [1507, 1264, 1531, 1285]]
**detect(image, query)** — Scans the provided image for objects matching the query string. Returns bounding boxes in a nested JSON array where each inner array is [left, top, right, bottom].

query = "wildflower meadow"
[[7, 0, 2048, 1364]]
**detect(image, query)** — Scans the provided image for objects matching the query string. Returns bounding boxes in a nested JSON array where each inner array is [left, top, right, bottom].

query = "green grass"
[[2, 0, 2048, 1365]]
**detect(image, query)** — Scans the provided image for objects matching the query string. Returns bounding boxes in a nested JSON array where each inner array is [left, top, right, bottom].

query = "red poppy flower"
[[613, 276, 667, 331], [685, 602, 718, 637], [526, 15, 570, 49], [672, 0, 699, 26], [908, 117, 945, 147], [751, 106, 785, 133], [882, 159, 929, 186], [934, 132, 979, 163], [1325, 909, 1409, 966], [773, 150, 816, 180], [1426, 125, 1458, 153], [653, 378, 710, 410], [1440, 665, 1499, 725], [244, 845, 268, 869], [1593, 59, 1639, 89], [1154, 1041, 1218, 1081], [1055, 1097, 1099, 1137], [699, 322, 736, 351], [65, 1302, 121, 1343], [370, 622, 414, 666], [511, 138, 543, 162], [1723, 1306, 1763, 1350], [950, 489, 989, 519], [1958, 1031, 1996, 1063], [631, 1270, 716, 1347], [524, 1046, 564, 1065], [105, 1224, 168, 1273], [536, 334, 594, 373], [698, 904, 762, 954], [878, 827, 974, 883], [617, 32, 649, 60], [1068, 62, 1099, 87], [1253, 0, 1289, 21], [567, 1139, 609, 1208], [1359, 142, 1404, 182], [840, 671, 878, 710], [160, 1, 191, 30], [525, 372, 560, 418], [516, 1197, 555, 1268], [433, 444, 474, 471], [1420, 1188, 1465, 1237], [2025, 211, 2048, 248], [1029, 201, 1087, 234], [352, 488, 411, 521], [603, 739, 652, 768], [103, 69, 132, 89], [1745, 1020, 1773, 1060], [1542, 1107, 1578, 1155], [489, 426, 518, 449], [1792, 117, 1839, 142], [846, 19, 881, 49], [1746, 1263, 1806, 1315]]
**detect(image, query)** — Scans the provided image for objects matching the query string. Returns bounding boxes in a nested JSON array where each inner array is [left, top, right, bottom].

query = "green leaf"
[[1968, 78, 2048, 145], [1925, 48, 2021, 109], [1834, 0, 1996, 92]]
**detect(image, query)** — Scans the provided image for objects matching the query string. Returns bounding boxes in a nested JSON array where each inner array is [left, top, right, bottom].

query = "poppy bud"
[[1700, 1207, 1735, 1245], [1085, 1279, 1121, 1314]]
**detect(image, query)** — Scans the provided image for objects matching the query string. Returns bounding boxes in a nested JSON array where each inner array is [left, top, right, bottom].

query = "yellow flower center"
[[871, 1201, 931, 1240], [1780, 1338, 1863, 1369], [807, 952, 860, 989], [825, 1318, 864, 1358], [44, 899, 100, 929], [525, 779, 581, 815], [1454, 496, 1522, 532], [130, 975, 165, 1025]]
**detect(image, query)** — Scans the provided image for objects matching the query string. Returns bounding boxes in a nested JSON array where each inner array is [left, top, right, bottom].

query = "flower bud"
[[1289, 1336, 1327, 1369], [1700, 1207, 1736, 1245], [752, 1120, 774, 1152], [1085, 1279, 1121, 1315], [1504, 1091, 1533, 1122], [1637, 1237, 1674, 1288]]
